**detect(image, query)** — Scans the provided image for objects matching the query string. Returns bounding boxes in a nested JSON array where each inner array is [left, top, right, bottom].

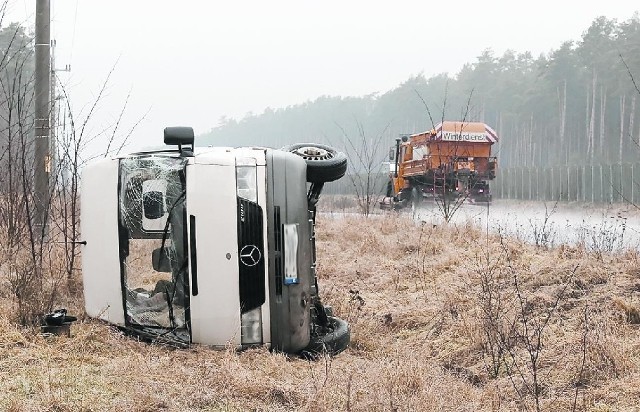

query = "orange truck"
[[383, 121, 498, 208]]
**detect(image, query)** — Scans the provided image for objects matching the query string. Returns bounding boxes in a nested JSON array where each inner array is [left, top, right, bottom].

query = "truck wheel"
[[301, 316, 350, 358], [281, 143, 347, 183]]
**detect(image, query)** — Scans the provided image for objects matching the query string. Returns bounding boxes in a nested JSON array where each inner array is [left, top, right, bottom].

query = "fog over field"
[[415, 200, 640, 249]]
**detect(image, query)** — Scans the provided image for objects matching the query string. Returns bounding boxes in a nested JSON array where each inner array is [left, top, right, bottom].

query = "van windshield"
[[118, 156, 190, 344]]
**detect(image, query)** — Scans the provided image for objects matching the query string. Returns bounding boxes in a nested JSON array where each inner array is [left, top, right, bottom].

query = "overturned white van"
[[81, 127, 349, 355]]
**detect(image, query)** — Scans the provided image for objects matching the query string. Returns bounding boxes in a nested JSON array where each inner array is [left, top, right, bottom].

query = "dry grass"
[[125, 239, 173, 290], [2, 212, 640, 411]]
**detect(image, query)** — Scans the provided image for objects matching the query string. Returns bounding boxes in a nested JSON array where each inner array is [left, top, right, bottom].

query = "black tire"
[[281, 143, 348, 183], [301, 316, 350, 358]]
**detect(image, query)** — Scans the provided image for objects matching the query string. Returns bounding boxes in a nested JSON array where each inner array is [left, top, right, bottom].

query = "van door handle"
[[189, 215, 199, 296]]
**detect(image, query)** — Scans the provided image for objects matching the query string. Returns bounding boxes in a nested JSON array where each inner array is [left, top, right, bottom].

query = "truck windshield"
[[118, 156, 190, 343]]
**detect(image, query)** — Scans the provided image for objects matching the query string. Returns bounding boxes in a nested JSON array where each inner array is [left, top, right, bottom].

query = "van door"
[[186, 162, 242, 346]]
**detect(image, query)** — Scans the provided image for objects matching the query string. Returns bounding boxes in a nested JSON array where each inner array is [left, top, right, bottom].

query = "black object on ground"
[[301, 316, 351, 359], [41, 309, 77, 337]]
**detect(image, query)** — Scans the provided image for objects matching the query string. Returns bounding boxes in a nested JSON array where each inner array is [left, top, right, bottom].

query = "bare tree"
[[51, 64, 140, 285], [412, 86, 487, 223], [0, 18, 56, 324], [336, 119, 390, 216], [0, 15, 139, 324], [478, 233, 580, 412]]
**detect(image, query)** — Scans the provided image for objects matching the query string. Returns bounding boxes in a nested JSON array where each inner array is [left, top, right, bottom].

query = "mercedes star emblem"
[[240, 245, 262, 267]]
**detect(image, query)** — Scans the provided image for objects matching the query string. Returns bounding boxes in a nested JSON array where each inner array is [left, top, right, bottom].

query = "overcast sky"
[[4, 1, 639, 152]]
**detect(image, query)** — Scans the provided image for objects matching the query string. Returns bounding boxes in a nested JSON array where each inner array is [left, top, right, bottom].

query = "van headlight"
[[236, 158, 257, 202], [241, 307, 262, 345]]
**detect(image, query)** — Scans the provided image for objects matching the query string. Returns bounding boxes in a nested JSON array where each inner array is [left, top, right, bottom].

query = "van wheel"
[[282, 143, 347, 183], [301, 316, 350, 358]]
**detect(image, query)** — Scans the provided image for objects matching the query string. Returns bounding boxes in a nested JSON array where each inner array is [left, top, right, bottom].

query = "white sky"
[[4, 1, 639, 152]]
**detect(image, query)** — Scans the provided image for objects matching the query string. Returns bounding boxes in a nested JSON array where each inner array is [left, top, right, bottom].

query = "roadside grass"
[[1, 212, 640, 410]]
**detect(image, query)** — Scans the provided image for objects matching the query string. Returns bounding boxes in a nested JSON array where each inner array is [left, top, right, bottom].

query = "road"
[[413, 199, 640, 250]]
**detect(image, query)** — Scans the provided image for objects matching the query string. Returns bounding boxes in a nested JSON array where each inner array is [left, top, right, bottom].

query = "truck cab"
[[81, 127, 349, 355]]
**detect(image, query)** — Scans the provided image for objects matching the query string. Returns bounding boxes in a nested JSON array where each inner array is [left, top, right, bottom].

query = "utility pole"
[[34, 0, 51, 233]]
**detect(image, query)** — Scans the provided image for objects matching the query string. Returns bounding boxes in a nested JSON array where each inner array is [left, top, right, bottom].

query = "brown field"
[[2, 212, 640, 411]]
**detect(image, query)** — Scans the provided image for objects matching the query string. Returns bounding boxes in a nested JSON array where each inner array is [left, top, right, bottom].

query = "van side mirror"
[[164, 127, 194, 146], [164, 126, 195, 156]]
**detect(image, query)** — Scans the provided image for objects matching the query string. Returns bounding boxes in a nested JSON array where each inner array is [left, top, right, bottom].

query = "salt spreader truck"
[[383, 121, 498, 208], [81, 127, 350, 356]]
